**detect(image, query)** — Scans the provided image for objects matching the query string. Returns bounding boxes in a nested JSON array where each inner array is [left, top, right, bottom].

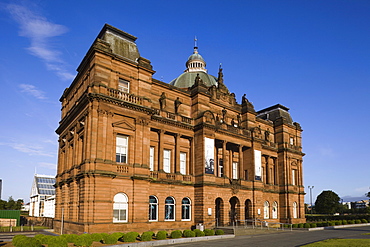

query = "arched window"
[[272, 201, 278, 219], [165, 196, 175, 221], [149, 196, 158, 221], [293, 202, 298, 219], [113, 193, 128, 223], [263, 201, 270, 219], [181, 197, 191, 221]]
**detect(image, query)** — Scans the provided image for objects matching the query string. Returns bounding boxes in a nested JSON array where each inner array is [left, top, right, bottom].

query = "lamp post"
[[308, 186, 314, 216]]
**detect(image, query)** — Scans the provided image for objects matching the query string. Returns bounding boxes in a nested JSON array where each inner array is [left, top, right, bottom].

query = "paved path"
[[169, 226, 370, 247]]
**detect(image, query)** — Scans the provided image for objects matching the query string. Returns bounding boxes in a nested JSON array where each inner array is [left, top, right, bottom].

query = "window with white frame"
[[293, 202, 298, 218], [149, 196, 158, 221], [180, 152, 186, 175], [163, 149, 171, 173], [292, 169, 296, 185], [263, 201, 270, 219], [165, 196, 175, 221], [119, 79, 129, 93], [116, 135, 128, 163], [181, 197, 191, 221], [232, 162, 238, 179], [272, 201, 278, 219], [290, 137, 294, 145], [149, 147, 155, 171], [113, 193, 128, 223]]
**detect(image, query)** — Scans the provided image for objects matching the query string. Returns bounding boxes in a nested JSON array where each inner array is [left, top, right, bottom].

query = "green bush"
[[13, 237, 42, 247], [310, 223, 317, 228], [203, 229, 215, 236], [101, 234, 118, 245], [348, 220, 355, 224], [124, 231, 139, 242], [292, 224, 298, 228], [111, 232, 124, 241], [171, 230, 182, 239], [90, 233, 103, 242], [12, 235, 27, 247], [361, 219, 368, 223], [74, 234, 93, 247], [316, 222, 323, 227], [34, 234, 48, 244], [355, 219, 362, 224], [322, 222, 329, 227], [215, 229, 224, 235], [156, 230, 167, 240], [298, 223, 304, 228], [304, 223, 310, 228], [141, 231, 154, 241], [329, 221, 335, 226], [47, 236, 68, 247], [183, 229, 196, 238], [336, 220, 343, 225], [193, 229, 205, 237], [61, 234, 78, 243], [342, 220, 348, 225]]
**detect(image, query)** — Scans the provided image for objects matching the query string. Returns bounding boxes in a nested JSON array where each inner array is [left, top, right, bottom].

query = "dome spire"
[[194, 36, 198, 53], [185, 36, 206, 73]]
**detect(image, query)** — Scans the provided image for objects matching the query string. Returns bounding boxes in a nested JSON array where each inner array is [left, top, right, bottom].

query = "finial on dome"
[[194, 36, 198, 53]]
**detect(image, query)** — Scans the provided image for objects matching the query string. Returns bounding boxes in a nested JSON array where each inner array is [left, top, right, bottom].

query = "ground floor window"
[[272, 201, 278, 219], [181, 197, 191, 220], [293, 202, 298, 218], [165, 196, 175, 221], [149, 196, 158, 221], [113, 193, 128, 222], [263, 201, 269, 219]]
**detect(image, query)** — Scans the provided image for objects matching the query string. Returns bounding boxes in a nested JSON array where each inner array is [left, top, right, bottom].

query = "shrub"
[[111, 232, 124, 241], [193, 229, 205, 237], [329, 221, 335, 226], [101, 234, 118, 245], [13, 237, 42, 247], [183, 229, 196, 238], [12, 235, 27, 247], [91, 233, 103, 242], [171, 230, 182, 239], [203, 229, 215, 236], [335, 220, 342, 225], [304, 223, 310, 228], [156, 230, 167, 240], [362, 219, 368, 223], [124, 231, 139, 242], [310, 223, 317, 228], [74, 234, 93, 247], [342, 220, 348, 225], [215, 229, 224, 235], [141, 231, 154, 241], [298, 223, 304, 228], [348, 220, 355, 224], [47, 236, 68, 247], [316, 222, 323, 227], [292, 224, 298, 228], [355, 219, 362, 224], [34, 234, 48, 244], [61, 234, 78, 243]]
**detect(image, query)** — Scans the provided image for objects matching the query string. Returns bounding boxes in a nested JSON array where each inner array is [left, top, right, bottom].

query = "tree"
[[314, 190, 341, 214], [366, 191, 370, 198], [0, 197, 23, 210]]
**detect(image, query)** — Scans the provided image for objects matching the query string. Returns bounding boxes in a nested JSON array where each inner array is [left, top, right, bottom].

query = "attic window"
[[119, 79, 129, 93]]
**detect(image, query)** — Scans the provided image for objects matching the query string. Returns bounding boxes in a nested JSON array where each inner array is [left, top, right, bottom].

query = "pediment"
[[112, 120, 136, 131]]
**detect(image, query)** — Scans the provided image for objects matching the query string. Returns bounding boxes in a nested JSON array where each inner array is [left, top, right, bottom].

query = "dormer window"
[[119, 79, 129, 93]]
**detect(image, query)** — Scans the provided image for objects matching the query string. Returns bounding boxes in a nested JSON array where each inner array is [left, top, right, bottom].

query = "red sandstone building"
[[54, 24, 305, 234]]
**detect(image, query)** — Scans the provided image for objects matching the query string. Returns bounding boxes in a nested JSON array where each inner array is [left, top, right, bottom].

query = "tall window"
[[119, 79, 129, 93], [181, 197, 191, 221], [292, 169, 296, 185], [165, 196, 175, 221], [149, 147, 154, 171], [272, 201, 278, 219], [116, 135, 128, 163], [149, 196, 158, 221], [263, 201, 270, 219], [293, 202, 298, 218], [232, 162, 238, 179], [163, 149, 171, 173], [218, 158, 224, 177], [180, 152, 186, 175], [113, 193, 128, 223]]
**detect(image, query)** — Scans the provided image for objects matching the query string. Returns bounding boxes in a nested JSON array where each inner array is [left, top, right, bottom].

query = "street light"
[[308, 186, 314, 216]]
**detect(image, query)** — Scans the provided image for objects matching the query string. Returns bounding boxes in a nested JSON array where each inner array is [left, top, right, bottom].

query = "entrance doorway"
[[215, 198, 224, 227], [244, 199, 252, 221], [229, 196, 240, 226]]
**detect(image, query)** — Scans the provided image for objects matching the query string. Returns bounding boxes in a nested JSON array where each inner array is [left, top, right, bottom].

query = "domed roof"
[[169, 71, 218, 88], [187, 52, 205, 63]]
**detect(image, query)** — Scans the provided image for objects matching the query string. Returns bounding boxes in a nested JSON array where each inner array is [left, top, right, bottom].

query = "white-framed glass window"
[[180, 152, 186, 175], [290, 137, 294, 145], [293, 202, 298, 219], [272, 201, 278, 219], [292, 169, 296, 185], [119, 79, 129, 93], [218, 158, 224, 177], [149, 147, 155, 171], [232, 162, 238, 179], [181, 197, 191, 221], [263, 201, 270, 219], [116, 135, 128, 163], [165, 196, 175, 221], [149, 196, 158, 221], [113, 193, 128, 223], [163, 149, 171, 173]]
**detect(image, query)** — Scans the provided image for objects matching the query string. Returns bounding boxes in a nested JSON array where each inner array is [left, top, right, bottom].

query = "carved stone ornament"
[[229, 178, 241, 194]]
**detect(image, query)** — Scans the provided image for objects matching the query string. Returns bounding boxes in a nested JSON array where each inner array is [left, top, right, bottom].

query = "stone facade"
[[54, 24, 305, 234]]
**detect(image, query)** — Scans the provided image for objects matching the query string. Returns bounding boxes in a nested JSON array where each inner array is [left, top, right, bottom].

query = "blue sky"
[[0, 0, 369, 204]]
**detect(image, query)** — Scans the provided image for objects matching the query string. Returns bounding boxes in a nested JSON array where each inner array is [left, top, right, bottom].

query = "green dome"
[[187, 53, 205, 62], [169, 71, 218, 88]]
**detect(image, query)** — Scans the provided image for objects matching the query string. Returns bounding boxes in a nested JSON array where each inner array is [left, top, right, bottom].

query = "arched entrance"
[[229, 196, 240, 226], [244, 199, 252, 221], [215, 198, 224, 227]]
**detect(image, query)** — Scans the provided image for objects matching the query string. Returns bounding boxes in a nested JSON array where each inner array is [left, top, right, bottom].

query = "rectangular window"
[[119, 79, 130, 93], [180, 152, 186, 175], [232, 162, 238, 179], [116, 135, 128, 163], [149, 147, 155, 171], [292, 169, 296, 185], [163, 149, 171, 173], [218, 158, 224, 177]]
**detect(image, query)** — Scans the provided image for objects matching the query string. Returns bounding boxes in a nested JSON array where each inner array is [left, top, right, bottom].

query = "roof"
[[31, 174, 56, 197], [169, 71, 218, 88], [256, 104, 293, 124]]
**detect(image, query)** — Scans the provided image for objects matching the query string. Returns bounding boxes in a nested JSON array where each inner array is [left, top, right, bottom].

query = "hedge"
[[203, 229, 215, 236], [124, 231, 139, 242], [170, 230, 182, 239], [183, 229, 196, 238], [141, 231, 154, 241], [215, 229, 224, 235]]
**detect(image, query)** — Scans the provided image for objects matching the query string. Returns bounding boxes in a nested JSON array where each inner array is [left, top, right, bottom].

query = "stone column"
[[158, 130, 164, 171], [175, 134, 180, 173]]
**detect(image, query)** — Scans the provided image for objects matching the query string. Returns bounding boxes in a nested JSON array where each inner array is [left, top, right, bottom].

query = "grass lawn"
[[303, 239, 370, 246]]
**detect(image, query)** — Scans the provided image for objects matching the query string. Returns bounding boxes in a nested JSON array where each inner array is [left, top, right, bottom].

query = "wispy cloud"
[[39, 162, 56, 170], [6, 4, 75, 80], [0, 142, 54, 157], [19, 84, 46, 99]]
